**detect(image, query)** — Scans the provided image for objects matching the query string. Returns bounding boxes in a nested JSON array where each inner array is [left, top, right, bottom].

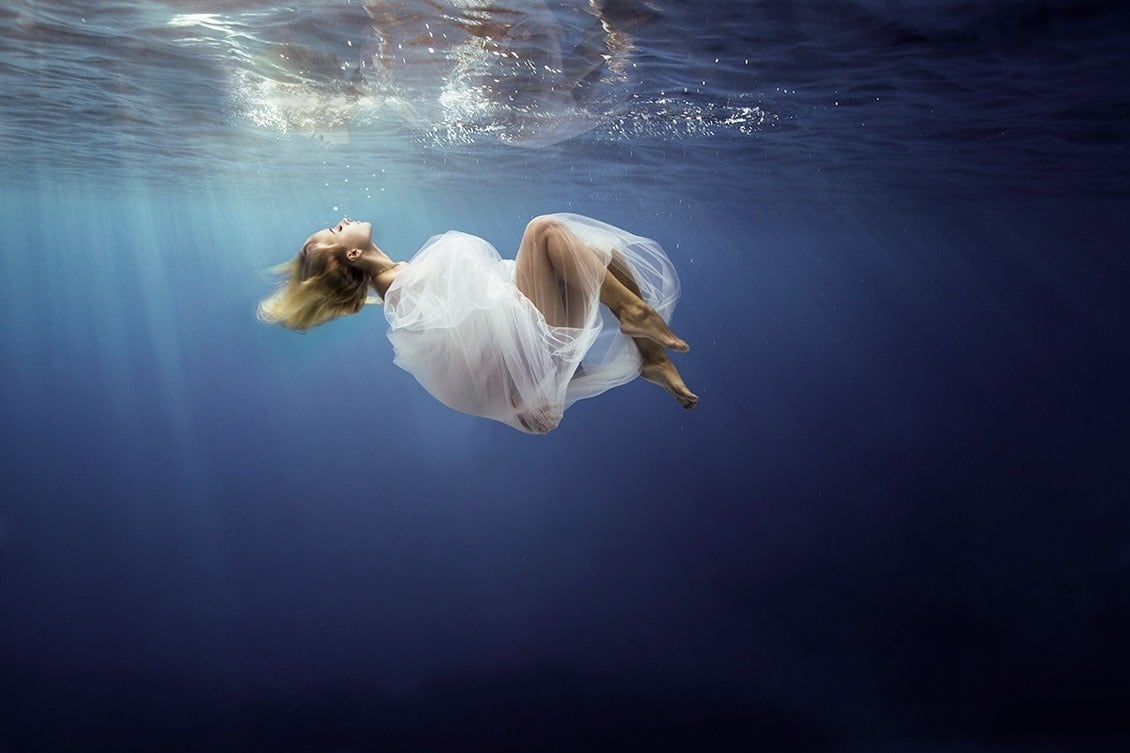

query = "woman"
[[259, 213, 697, 434]]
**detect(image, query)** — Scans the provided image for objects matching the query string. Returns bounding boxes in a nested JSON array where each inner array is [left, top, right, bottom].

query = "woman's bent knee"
[[525, 215, 564, 244]]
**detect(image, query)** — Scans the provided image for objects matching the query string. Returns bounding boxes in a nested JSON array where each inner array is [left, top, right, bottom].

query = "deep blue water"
[[1, 1, 1129, 751]]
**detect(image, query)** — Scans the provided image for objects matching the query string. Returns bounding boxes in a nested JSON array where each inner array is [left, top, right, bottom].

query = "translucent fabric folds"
[[383, 213, 680, 433]]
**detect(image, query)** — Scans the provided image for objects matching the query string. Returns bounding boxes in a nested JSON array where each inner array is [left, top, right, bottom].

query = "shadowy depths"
[[0, 662, 827, 753]]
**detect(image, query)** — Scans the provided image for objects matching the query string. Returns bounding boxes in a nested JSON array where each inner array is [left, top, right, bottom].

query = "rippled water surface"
[[3, 0, 1127, 197]]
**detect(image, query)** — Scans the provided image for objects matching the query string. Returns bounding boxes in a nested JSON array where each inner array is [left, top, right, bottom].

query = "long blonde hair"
[[257, 241, 372, 331]]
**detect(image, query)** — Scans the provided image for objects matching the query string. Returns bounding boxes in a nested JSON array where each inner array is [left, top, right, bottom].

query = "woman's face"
[[304, 218, 373, 259]]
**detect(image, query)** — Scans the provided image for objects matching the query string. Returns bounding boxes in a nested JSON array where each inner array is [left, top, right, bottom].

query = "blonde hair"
[[257, 241, 374, 332]]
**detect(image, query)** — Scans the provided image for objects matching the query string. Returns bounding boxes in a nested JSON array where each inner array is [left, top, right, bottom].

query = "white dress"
[[383, 213, 680, 433]]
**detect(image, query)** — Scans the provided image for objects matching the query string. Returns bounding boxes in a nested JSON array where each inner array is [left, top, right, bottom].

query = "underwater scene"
[[1, 1, 1128, 751]]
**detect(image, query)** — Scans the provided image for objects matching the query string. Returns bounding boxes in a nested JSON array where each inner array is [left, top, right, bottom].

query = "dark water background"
[[1, 1, 1129, 751]]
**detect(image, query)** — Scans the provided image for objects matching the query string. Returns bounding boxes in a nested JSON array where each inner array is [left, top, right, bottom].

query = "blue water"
[[2, 1, 1128, 751]]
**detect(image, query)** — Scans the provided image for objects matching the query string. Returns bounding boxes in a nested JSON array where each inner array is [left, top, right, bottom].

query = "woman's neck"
[[360, 244, 403, 299]]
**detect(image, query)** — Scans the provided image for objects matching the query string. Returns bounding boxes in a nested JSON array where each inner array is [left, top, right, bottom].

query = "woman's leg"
[[516, 216, 606, 328], [601, 255, 688, 352], [606, 256, 698, 409], [517, 218, 689, 347], [515, 217, 697, 409], [636, 337, 699, 410]]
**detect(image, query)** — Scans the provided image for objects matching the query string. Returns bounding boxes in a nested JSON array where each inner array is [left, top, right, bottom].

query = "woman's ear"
[[345, 248, 363, 263]]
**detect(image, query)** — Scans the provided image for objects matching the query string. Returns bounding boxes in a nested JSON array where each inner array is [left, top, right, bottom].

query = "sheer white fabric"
[[383, 213, 680, 433]]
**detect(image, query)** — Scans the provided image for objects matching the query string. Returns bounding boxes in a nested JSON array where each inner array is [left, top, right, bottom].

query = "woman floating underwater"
[[259, 214, 696, 434]]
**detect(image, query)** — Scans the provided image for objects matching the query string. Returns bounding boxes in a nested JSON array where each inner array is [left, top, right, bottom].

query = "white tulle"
[[383, 213, 680, 433]]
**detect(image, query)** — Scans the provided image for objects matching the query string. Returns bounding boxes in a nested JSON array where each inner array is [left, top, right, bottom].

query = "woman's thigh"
[[515, 217, 567, 326]]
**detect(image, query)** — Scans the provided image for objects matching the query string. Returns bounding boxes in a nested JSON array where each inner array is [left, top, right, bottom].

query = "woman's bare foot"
[[619, 301, 690, 353], [642, 358, 698, 410]]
